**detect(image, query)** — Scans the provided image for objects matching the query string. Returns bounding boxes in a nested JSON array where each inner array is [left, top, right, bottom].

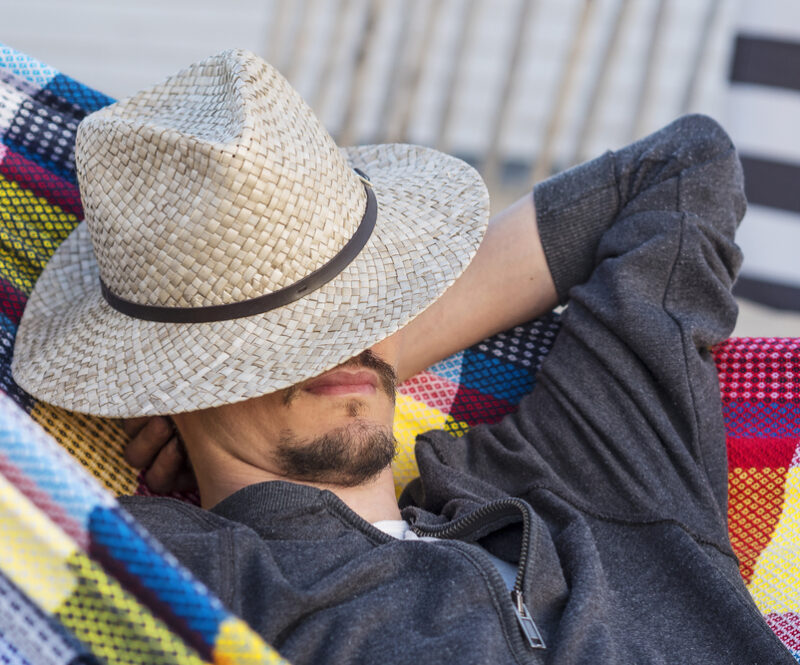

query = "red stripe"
[[449, 384, 517, 426], [0, 279, 26, 324], [0, 149, 82, 217], [764, 612, 800, 650], [726, 436, 798, 469]]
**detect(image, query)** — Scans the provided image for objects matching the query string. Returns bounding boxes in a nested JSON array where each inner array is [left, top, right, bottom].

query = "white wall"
[[1, 0, 274, 99]]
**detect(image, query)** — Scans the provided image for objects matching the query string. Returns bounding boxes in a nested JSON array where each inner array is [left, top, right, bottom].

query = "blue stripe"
[[723, 400, 800, 438], [0, 45, 56, 87], [44, 74, 114, 114], [427, 351, 464, 383], [459, 349, 534, 403], [88, 505, 227, 651]]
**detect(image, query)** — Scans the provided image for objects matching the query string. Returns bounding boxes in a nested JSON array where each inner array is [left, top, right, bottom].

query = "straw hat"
[[12, 49, 488, 417]]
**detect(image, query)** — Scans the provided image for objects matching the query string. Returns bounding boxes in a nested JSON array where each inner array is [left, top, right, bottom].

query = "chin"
[[275, 420, 397, 487]]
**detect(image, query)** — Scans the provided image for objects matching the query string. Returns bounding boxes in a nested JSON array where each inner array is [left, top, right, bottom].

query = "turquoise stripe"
[[0, 45, 56, 87], [426, 351, 464, 383]]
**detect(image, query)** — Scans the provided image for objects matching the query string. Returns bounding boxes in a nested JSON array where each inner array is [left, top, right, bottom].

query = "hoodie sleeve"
[[410, 114, 745, 548]]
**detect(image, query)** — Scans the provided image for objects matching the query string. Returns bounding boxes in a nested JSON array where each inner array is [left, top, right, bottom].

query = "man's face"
[[269, 344, 399, 486], [180, 337, 400, 488]]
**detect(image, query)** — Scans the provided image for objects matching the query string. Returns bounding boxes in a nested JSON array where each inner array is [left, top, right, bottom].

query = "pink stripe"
[[0, 453, 88, 549], [715, 338, 800, 400], [398, 371, 460, 413]]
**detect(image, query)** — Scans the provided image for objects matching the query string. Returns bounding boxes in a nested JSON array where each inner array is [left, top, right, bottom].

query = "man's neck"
[[191, 446, 402, 523]]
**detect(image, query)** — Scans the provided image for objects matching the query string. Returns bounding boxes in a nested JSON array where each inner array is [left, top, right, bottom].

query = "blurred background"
[[3, 0, 800, 336]]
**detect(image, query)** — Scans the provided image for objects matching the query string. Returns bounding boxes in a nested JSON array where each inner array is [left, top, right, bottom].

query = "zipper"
[[410, 498, 547, 651], [512, 588, 546, 649]]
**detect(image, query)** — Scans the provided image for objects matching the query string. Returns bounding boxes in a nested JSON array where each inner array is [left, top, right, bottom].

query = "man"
[[12, 49, 793, 663]]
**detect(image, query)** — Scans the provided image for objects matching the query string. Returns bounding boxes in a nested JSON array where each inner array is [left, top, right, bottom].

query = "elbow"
[[674, 114, 747, 237]]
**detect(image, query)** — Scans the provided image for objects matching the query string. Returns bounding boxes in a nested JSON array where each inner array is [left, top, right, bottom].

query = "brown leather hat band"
[[100, 175, 377, 324]]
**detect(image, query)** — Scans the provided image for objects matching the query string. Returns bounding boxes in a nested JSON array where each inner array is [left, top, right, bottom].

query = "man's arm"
[[411, 114, 744, 546], [394, 193, 557, 381]]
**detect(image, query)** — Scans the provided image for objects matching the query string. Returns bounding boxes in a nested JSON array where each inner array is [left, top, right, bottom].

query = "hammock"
[[1, 44, 799, 664]]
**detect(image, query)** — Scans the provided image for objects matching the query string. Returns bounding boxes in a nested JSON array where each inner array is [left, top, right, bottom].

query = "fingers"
[[124, 416, 174, 468], [123, 415, 198, 494], [144, 436, 196, 494], [121, 416, 150, 439], [172, 466, 199, 493]]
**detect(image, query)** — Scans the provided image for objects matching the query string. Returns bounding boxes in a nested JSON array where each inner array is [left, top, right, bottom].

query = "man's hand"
[[123, 416, 197, 493]]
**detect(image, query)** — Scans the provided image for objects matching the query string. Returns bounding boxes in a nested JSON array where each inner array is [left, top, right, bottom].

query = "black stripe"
[[740, 155, 800, 215], [735, 274, 800, 312], [101, 178, 377, 323], [730, 34, 800, 92]]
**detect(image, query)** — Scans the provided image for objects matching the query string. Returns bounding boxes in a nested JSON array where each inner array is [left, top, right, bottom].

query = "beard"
[[272, 349, 399, 486], [273, 420, 397, 487]]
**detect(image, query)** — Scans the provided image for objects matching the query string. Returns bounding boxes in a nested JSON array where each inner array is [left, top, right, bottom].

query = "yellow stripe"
[[0, 472, 78, 612], [0, 453, 270, 664], [0, 175, 77, 293], [392, 394, 472, 495], [746, 464, 800, 614], [393, 393, 449, 492], [57, 551, 210, 665], [31, 401, 138, 496], [213, 617, 290, 664]]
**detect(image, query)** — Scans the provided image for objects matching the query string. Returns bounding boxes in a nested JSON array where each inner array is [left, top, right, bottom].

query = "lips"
[[303, 369, 379, 396]]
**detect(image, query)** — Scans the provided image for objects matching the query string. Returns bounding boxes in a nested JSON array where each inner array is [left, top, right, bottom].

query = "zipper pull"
[[512, 590, 546, 650]]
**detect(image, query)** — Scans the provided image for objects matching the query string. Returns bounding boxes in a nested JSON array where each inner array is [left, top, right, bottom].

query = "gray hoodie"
[[122, 115, 794, 664]]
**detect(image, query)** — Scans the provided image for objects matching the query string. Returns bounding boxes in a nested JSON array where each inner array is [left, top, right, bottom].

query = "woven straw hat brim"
[[12, 143, 488, 417]]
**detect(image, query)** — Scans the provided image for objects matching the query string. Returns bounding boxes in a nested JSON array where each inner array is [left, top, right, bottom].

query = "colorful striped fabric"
[[1, 43, 799, 663], [0, 44, 287, 665], [395, 332, 800, 661]]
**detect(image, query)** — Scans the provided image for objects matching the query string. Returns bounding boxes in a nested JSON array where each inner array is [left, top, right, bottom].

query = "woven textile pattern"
[[0, 44, 287, 665], [0, 43, 798, 662]]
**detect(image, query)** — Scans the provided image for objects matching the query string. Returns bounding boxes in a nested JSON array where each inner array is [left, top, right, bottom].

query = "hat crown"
[[75, 49, 366, 309]]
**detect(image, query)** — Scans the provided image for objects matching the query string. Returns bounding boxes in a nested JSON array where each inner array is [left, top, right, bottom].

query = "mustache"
[[281, 349, 397, 406]]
